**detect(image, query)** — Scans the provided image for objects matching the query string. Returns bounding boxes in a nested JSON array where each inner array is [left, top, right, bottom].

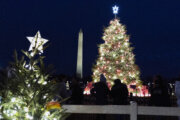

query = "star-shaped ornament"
[[113, 5, 119, 15], [27, 31, 48, 56]]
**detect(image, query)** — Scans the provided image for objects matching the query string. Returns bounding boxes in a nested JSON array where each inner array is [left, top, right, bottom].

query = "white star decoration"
[[113, 5, 119, 15], [27, 31, 48, 56]]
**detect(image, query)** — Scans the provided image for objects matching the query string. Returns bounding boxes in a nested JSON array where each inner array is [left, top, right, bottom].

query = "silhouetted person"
[[91, 74, 110, 105], [91, 74, 110, 120], [55, 75, 70, 102], [150, 75, 170, 106], [110, 79, 129, 120], [111, 79, 129, 105], [175, 77, 180, 120], [70, 77, 83, 104], [150, 75, 170, 120]]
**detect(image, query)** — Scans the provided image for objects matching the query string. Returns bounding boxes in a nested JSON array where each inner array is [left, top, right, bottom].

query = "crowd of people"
[[53, 73, 180, 119], [53, 74, 180, 120], [54, 74, 129, 106], [54, 74, 180, 106], [53, 75, 84, 104]]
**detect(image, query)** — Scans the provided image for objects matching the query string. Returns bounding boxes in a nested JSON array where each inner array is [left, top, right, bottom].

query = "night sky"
[[0, 0, 180, 78]]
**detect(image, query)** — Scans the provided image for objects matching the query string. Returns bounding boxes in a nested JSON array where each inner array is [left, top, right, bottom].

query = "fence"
[[63, 102, 180, 120]]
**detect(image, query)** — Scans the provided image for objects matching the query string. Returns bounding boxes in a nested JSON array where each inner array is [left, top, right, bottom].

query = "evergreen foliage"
[[0, 33, 67, 120]]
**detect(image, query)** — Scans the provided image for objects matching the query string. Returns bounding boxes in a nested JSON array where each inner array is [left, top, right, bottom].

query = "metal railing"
[[63, 102, 180, 120]]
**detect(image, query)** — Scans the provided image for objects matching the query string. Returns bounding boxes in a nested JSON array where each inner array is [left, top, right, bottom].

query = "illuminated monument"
[[76, 29, 83, 78]]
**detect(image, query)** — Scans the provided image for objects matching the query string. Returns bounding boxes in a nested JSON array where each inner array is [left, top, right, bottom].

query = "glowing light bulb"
[[43, 81, 47, 85], [113, 75, 117, 79], [24, 107, 29, 112], [113, 54, 116, 57], [38, 80, 41, 84], [120, 73, 123, 76], [43, 95, 47, 99], [11, 98, 16, 102], [131, 74, 135, 78], [44, 111, 50, 116], [26, 114, 33, 119], [124, 42, 128, 46]]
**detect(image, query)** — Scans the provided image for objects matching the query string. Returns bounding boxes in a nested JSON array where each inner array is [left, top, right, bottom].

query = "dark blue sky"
[[0, 0, 180, 78]]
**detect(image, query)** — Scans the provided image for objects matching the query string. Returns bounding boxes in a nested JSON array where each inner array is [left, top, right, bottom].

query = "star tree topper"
[[27, 31, 48, 56], [113, 5, 119, 18]]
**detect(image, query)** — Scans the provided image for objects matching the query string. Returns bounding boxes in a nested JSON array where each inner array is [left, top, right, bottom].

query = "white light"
[[26, 113, 33, 119], [25, 64, 29, 68], [11, 97, 16, 102], [12, 110, 17, 115], [120, 73, 123, 76], [130, 74, 135, 78], [24, 107, 29, 112], [38, 80, 42, 84], [43, 95, 47, 99], [124, 42, 128, 46], [43, 81, 47, 85], [113, 75, 117, 79], [94, 79, 98, 83], [27, 31, 48, 56], [120, 50, 124, 53], [113, 5, 119, 15], [44, 111, 50, 116]]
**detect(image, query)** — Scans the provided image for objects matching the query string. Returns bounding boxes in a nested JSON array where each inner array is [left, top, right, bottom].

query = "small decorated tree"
[[92, 6, 141, 87], [0, 31, 67, 120]]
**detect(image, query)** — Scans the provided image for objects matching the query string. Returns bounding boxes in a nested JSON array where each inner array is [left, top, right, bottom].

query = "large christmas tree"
[[0, 31, 67, 120], [92, 6, 141, 87]]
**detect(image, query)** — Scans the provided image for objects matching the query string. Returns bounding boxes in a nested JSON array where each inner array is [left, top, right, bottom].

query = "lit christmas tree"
[[0, 31, 67, 120], [92, 6, 141, 87]]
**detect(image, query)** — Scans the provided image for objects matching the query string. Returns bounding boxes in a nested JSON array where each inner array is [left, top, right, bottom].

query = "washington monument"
[[76, 29, 83, 78]]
